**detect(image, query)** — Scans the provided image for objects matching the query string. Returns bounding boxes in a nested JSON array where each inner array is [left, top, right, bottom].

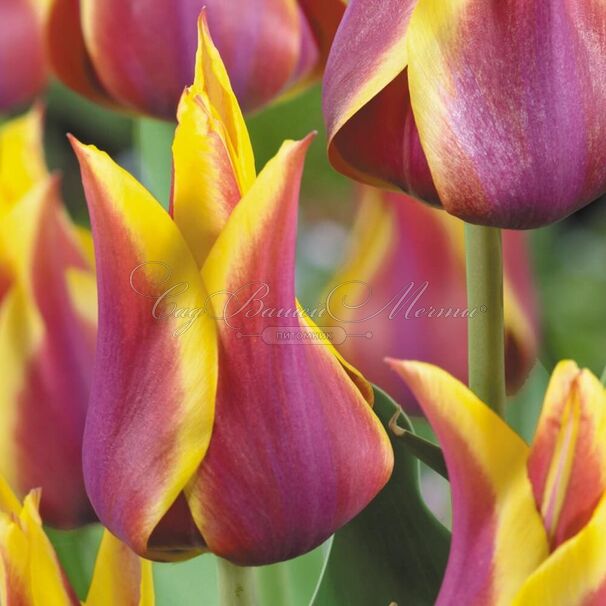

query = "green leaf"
[[389, 409, 447, 479], [311, 387, 450, 606]]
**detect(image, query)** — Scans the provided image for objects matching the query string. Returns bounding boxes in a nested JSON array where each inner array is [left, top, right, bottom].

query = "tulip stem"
[[217, 558, 259, 606], [464, 224, 506, 417]]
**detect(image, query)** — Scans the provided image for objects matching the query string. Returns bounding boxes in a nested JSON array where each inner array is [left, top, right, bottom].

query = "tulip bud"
[[72, 16, 393, 565], [0, 0, 48, 111], [0, 107, 96, 528], [0, 474, 153, 604], [323, 0, 606, 229], [48, 0, 345, 119], [389, 359, 606, 605], [325, 187, 538, 414]]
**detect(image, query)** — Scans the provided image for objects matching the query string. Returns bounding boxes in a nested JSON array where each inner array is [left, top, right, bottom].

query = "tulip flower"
[[0, 474, 153, 605], [72, 15, 393, 565], [325, 186, 538, 414], [389, 358, 606, 604], [323, 0, 606, 229], [0, 0, 48, 112], [48, 0, 345, 119], [0, 107, 97, 528]]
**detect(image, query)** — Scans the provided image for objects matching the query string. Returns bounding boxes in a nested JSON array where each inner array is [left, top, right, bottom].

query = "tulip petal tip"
[[384, 357, 418, 376]]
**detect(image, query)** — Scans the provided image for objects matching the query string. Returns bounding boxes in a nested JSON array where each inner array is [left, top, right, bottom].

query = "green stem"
[[217, 559, 259, 606], [254, 564, 293, 606], [135, 117, 175, 208], [465, 224, 506, 417], [601, 364, 606, 386]]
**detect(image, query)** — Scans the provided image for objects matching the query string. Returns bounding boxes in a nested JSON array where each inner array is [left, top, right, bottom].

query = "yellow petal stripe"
[[191, 13, 255, 193], [0, 486, 75, 606], [512, 492, 606, 605], [72, 140, 218, 555], [172, 13, 256, 265], [0, 105, 48, 211], [391, 361, 549, 605], [86, 530, 155, 606], [0, 287, 43, 498]]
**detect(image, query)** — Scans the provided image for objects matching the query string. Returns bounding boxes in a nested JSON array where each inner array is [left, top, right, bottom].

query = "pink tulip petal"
[[78, 0, 318, 117], [389, 360, 548, 605], [0, 179, 96, 528], [527, 361, 606, 550], [0, 0, 47, 111], [47, 0, 115, 107], [323, 0, 435, 194], [185, 137, 393, 565], [72, 139, 217, 559], [407, 0, 606, 228]]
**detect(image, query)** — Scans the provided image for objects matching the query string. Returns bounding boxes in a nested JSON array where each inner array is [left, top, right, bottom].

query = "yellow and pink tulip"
[[325, 186, 538, 414], [0, 474, 153, 605], [0, 107, 97, 529], [72, 15, 393, 566], [323, 0, 606, 229], [390, 359, 606, 605], [0, 0, 48, 111], [48, 0, 344, 118]]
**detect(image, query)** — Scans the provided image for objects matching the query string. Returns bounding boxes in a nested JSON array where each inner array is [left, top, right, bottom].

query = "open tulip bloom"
[[323, 0, 606, 229], [388, 359, 606, 605], [71, 15, 393, 565], [0, 473, 153, 604]]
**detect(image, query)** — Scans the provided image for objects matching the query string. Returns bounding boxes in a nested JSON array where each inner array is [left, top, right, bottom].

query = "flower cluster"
[[1, 0, 606, 604]]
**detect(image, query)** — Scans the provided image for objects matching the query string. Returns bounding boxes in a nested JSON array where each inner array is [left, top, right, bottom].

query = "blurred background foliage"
[[38, 81, 606, 379], [11, 78, 605, 602]]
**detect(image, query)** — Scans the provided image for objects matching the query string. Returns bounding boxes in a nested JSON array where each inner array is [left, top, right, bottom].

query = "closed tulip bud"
[[48, 0, 345, 119], [0, 107, 96, 528], [323, 0, 606, 229], [324, 187, 539, 414], [0, 474, 153, 605], [71, 16, 393, 565], [389, 359, 606, 605], [0, 0, 48, 111]]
